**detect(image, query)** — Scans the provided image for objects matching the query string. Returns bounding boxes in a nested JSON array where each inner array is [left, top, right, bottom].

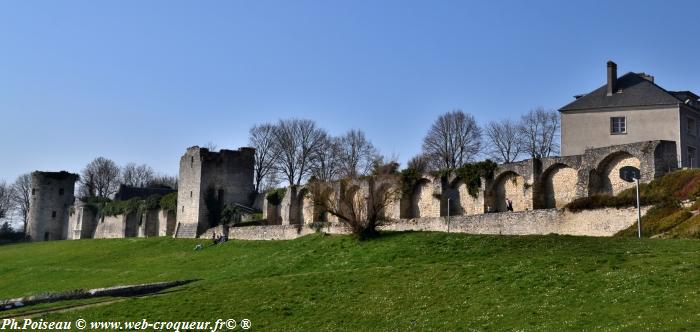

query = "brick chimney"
[[607, 61, 617, 96]]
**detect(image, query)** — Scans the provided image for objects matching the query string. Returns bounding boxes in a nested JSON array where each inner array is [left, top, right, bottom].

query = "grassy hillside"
[[2, 233, 700, 330]]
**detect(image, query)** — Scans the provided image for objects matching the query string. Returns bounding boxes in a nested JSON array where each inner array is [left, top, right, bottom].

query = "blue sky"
[[1, 0, 699, 183]]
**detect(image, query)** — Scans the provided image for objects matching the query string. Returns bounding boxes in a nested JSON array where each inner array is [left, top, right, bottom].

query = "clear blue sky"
[[1, 0, 699, 183]]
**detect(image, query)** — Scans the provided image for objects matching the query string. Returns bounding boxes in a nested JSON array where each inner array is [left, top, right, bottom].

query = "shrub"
[[0, 222, 24, 243], [101, 198, 141, 217], [266, 188, 286, 205], [652, 210, 693, 234], [690, 198, 700, 211], [565, 194, 641, 212], [159, 192, 178, 212], [400, 167, 423, 195], [616, 201, 682, 237], [618, 169, 700, 202], [455, 160, 498, 198], [220, 205, 239, 225], [669, 214, 700, 238]]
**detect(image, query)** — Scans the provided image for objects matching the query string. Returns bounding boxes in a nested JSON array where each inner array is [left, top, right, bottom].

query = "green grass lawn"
[[2, 233, 700, 331]]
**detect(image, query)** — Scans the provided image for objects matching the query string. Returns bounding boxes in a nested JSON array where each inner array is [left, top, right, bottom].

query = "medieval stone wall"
[[262, 140, 675, 227], [94, 214, 129, 239], [158, 210, 177, 236], [137, 210, 160, 237], [219, 206, 648, 240], [542, 165, 579, 208], [67, 203, 97, 240]]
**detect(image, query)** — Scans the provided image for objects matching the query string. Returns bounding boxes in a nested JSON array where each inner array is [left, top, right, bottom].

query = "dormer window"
[[610, 117, 626, 134]]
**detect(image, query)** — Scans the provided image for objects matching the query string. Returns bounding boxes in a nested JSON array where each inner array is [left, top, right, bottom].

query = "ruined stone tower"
[[175, 146, 255, 237], [26, 171, 79, 241]]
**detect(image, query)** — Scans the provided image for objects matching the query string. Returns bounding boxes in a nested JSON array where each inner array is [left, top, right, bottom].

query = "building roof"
[[559, 72, 699, 112]]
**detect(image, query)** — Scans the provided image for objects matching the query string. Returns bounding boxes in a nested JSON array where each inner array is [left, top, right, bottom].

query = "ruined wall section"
[[489, 160, 537, 212], [94, 213, 137, 239], [219, 207, 649, 240], [158, 209, 176, 236], [26, 171, 79, 241], [67, 202, 97, 240]]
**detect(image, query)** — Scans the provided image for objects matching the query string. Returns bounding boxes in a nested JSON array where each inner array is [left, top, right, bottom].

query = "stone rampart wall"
[[217, 207, 648, 241]]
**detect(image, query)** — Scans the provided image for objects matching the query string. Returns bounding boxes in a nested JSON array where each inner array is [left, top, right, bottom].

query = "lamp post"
[[636, 177, 641, 239], [447, 198, 451, 233], [620, 166, 642, 239]]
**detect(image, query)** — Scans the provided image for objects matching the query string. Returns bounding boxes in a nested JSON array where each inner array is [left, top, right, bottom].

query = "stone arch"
[[441, 177, 464, 217], [589, 151, 641, 196], [492, 171, 528, 212], [413, 178, 439, 218], [340, 184, 364, 221], [541, 163, 579, 208], [296, 188, 314, 224], [373, 182, 394, 220]]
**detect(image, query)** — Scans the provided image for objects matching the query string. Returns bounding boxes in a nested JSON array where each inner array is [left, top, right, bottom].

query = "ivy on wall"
[[266, 188, 286, 205], [82, 194, 171, 219], [455, 160, 498, 198]]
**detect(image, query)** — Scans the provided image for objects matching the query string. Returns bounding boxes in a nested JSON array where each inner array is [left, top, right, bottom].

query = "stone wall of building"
[[26, 171, 79, 241]]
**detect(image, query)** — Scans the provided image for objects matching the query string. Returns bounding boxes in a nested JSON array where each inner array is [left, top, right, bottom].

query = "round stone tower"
[[26, 171, 79, 241]]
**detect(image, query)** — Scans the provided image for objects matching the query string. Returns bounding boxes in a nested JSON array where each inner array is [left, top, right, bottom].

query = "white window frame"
[[610, 116, 626, 135]]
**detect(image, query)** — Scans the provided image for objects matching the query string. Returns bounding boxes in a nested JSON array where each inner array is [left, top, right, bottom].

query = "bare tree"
[[406, 153, 431, 172], [0, 181, 13, 221], [309, 134, 342, 182], [121, 163, 155, 188], [485, 119, 523, 163], [80, 157, 121, 198], [519, 107, 560, 158], [148, 174, 178, 189], [204, 141, 218, 152], [422, 110, 482, 170], [249, 123, 279, 193], [309, 175, 400, 238], [272, 119, 327, 186], [259, 172, 281, 193], [336, 129, 379, 178], [10, 174, 31, 233], [371, 154, 400, 176]]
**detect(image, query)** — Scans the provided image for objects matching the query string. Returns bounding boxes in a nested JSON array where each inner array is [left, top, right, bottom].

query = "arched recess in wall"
[[296, 188, 314, 224], [589, 151, 641, 196], [340, 184, 363, 222], [374, 183, 393, 220], [411, 178, 434, 218], [492, 171, 527, 212], [541, 164, 579, 208], [441, 178, 464, 217], [124, 212, 139, 238]]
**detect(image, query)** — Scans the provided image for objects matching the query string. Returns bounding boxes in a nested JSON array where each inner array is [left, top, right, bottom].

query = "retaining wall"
[[218, 206, 649, 240]]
